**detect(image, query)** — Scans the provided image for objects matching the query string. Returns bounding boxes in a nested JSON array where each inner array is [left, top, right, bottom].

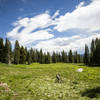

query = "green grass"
[[0, 63, 100, 100]]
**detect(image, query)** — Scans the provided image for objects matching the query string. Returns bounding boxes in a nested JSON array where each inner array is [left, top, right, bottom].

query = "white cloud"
[[13, 11, 53, 29], [52, 10, 60, 19], [54, 0, 100, 32], [34, 34, 100, 53], [76, 2, 85, 9], [7, 28, 54, 46], [7, 11, 54, 46], [6, 0, 100, 53]]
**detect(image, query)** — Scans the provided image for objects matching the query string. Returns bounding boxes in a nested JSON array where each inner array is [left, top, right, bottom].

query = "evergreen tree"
[[29, 48, 33, 63], [31, 49, 36, 62], [84, 45, 89, 65], [45, 52, 51, 64], [4, 39, 12, 64], [56, 53, 59, 62], [94, 39, 100, 66], [90, 40, 95, 65], [58, 53, 62, 62], [25, 47, 28, 62], [35, 49, 39, 62], [52, 52, 57, 63], [56, 52, 61, 62], [39, 49, 45, 64], [27, 51, 32, 65], [61, 50, 67, 63], [37, 50, 40, 63], [68, 50, 73, 63], [0, 38, 4, 62], [73, 51, 78, 63], [20, 46, 26, 64], [84, 38, 100, 66], [77, 54, 81, 63], [14, 40, 20, 64]]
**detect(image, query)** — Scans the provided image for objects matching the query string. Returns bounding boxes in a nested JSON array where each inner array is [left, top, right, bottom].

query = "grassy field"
[[0, 63, 100, 100]]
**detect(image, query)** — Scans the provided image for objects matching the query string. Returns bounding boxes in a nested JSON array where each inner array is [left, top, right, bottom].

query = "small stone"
[[77, 68, 83, 72]]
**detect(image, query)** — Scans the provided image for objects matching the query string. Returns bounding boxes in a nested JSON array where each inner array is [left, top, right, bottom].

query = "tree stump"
[[56, 74, 61, 83]]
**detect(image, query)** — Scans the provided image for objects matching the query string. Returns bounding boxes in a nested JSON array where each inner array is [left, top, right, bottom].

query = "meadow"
[[0, 63, 100, 100]]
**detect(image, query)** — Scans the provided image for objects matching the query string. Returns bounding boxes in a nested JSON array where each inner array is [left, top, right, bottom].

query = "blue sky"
[[0, 0, 83, 36], [0, 0, 100, 53]]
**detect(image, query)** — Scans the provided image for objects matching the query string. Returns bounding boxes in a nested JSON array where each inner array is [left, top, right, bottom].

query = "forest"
[[0, 37, 100, 66]]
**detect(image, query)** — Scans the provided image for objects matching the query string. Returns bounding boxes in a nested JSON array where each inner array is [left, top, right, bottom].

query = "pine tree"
[[45, 52, 51, 64], [31, 49, 36, 62], [0, 38, 4, 62], [61, 50, 67, 63], [52, 52, 57, 63], [20, 46, 26, 64], [84, 44, 89, 65], [35, 49, 39, 62], [37, 50, 40, 63], [77, 54, 81, 63], [14, 40, 20, 64], [73, 51, 78, 63], [68, 50, 73, 63], [25, 47, 28, 62], [58, 53, 62, 62], [94, 39, 100, 66], [4, 39, 12, 64], [90, 40, 95, 65], [27, 51, 32, 65], [39, 49, 45, 64], [30, 48, 34, 63]]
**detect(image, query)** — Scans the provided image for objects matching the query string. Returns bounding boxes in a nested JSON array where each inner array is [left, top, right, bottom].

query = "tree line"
[[84, 38, 100, 66], [0, 37, 100, 66], [0, 38, 83, 65]]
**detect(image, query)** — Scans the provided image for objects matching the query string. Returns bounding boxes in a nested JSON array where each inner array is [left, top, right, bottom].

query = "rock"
[[77, 68, 83, 72]]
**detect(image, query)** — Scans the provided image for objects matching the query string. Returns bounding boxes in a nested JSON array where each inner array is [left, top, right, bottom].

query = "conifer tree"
[[56, 53, 59, 62], [94, 39, 100, 66], [31, 49, 36, 62], [37, 50, 40, 63], [61, 50, 67, 63], [68, 50, 73, 63], [4, 39, 12, 64], [20, 46, 26, 64], [27, 51, 32, 65], [25, 47, 28, 62], [58, 53, 62, 62], [29, 48, 33, 63], [52, 51, 57, 63], [14, 40, 20, 64], [73, 51, 78, 63], [35, 49, 39, 62], [77, 54, 81, 63], [45, 52, 51, 64], [90, 40, 95, 65], [39, 49, 45, 64], [84, 45, 89, 65], [0, 38, 4, 62]]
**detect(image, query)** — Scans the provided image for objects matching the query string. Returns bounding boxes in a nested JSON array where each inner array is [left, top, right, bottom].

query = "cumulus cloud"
[[6, 0, 100, 53], [7, 28, 54, 46], [52, 10, 60, 19], [7, 11, 54, 46], [76, 2, 85, 9], [54, 0, 100, 32], [34, 34, 100, 53]]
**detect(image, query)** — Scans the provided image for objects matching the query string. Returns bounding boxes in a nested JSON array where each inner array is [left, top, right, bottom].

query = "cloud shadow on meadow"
[[81, 87, 100, 98]]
